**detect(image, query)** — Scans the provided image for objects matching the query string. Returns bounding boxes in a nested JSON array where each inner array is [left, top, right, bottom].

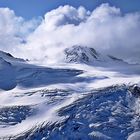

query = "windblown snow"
[[0, 46, 140, 140]]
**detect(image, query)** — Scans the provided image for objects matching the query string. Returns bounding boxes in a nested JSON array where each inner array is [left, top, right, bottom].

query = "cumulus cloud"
[[0, 7, 41, 53], [0, 4, 140, 63]]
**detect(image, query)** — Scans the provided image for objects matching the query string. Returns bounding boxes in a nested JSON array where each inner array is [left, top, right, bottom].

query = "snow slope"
[[0, 50, 86, 90], [20, 85, 140, 140], [0, 50, 140, 139]]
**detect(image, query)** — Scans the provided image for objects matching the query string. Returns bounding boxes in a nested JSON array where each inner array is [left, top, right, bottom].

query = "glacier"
[[0, 47, 140, 140]]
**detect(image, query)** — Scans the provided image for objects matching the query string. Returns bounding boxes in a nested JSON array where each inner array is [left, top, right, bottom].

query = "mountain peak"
[[64, 45, 125, 65], [64, 45, 99, 63]]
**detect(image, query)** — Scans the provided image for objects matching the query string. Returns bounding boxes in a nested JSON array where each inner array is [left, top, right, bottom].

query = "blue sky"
[[0, 0, 140, 19]]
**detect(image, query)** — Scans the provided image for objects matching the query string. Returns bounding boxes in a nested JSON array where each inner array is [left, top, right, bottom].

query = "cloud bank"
[[0, 4, 140, 63], [0, 8, 40, 53]]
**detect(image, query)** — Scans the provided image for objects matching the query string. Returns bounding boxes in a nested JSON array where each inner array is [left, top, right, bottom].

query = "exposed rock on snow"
[[64, 45, 124, 64], [65, 45, 100, 63], [5, 85, 140, 140], [0, 106, 36, 127], [129, 85, 140, 97]]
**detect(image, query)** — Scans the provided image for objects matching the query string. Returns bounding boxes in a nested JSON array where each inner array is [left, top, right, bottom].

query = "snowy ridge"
[[65, 45, 99, 63], [0, 50, 25, 63], [64, 45, 124, 64]]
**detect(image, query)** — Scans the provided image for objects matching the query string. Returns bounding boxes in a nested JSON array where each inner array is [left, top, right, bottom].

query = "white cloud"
[[0, 7, 41, 53], [44, 5, 90, 29], [0, 4, 140, 64]]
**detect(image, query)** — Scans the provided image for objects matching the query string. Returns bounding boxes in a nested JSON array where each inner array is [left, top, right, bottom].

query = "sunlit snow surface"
[[0, 52, 140, 139]]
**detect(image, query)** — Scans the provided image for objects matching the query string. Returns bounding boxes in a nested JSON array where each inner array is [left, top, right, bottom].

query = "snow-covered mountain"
[[65, 45, 99, 63], [64, 45, 123, 64], [0, 50, 140, 140], [0, 50, 25, 64], [0, 50, 85, 91]]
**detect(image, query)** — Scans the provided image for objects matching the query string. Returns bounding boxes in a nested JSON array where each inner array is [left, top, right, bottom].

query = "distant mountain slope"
[[65, 45, 99, 63], [0, 50, 85, 91], [0, 50, 25, 63], [64, 45, 124, 64]]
